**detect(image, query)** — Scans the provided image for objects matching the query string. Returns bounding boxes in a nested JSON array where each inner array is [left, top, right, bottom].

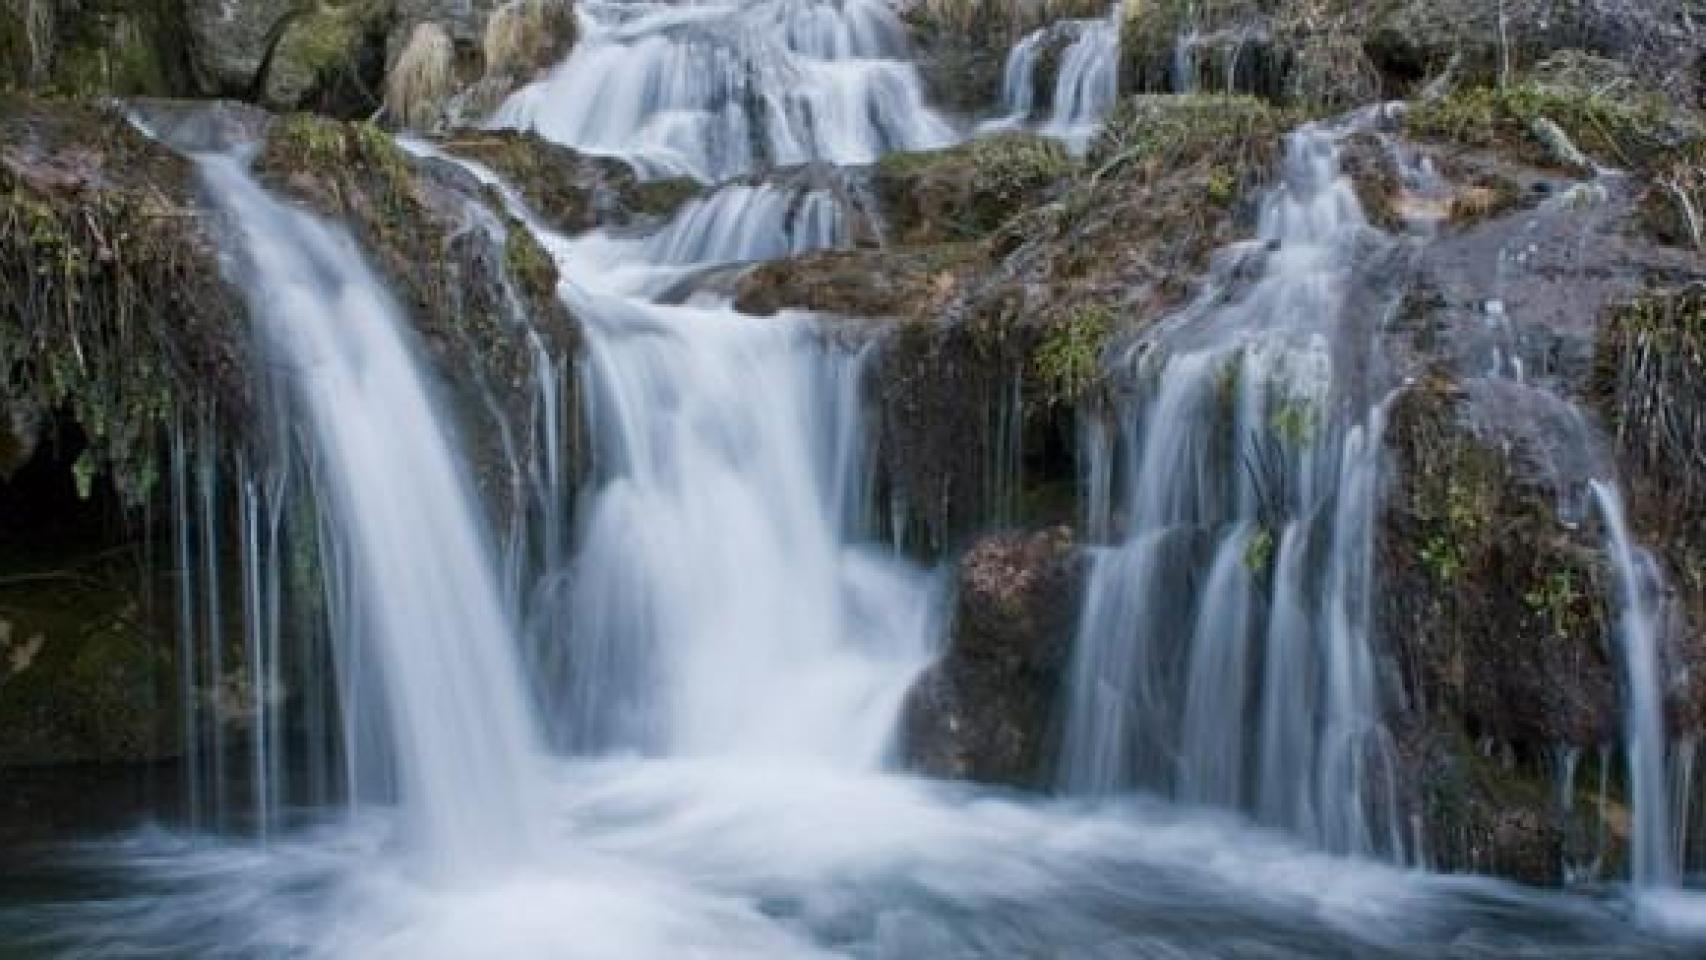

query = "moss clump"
[[262, 0, 390, 114], [1031, 302, 1112, 407], [1404, 82, 1697, 175], [875, 133, 1074, 244]]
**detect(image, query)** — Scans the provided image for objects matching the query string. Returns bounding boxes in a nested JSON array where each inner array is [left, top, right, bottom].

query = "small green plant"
[[1244, 525, 1275, 573], [1525, 568, 1583, 637], [1269, 399, 1317, 447], [1032, 303, 1114, 407]]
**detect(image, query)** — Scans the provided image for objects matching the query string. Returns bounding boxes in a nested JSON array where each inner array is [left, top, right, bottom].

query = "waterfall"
[[490, 0, 953, 182], [549, 181, 938, 766], [985, 9, 1121, 150], [1592, 480, 1675, 890], [195, 154, 543, 874], [1060, 119, 1403, 858]]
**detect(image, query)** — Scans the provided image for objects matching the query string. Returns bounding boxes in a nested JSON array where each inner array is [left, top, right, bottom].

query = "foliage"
[[1089, 94, 1292, 184], [1030, 302, 1112, 407], [876, 133, 1074, 243]]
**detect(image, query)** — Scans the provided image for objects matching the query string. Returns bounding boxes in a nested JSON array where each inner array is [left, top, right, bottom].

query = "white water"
[[194, 155, 543, 875], [491, 0, 953, 181], [551, 182, 938, 765], [985, 9, 1121, 150], [1593, 481, 1675, 890], [1061, 119, 1402, 858]]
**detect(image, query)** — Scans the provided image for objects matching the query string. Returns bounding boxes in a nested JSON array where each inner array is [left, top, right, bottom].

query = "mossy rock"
[[1382, 376, 1617, 748], [0, 95, 248, 506], [261, 0, 393, 116], [255, 113, 578, 517], [874, 133, 1075, 245], [1404, 80, 1701, 175], [1595, 285, 1706, 730], [734, 243, 987, 321]]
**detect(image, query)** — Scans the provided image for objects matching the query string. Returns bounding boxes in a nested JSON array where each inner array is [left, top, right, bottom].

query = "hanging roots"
[[384, 21, 454, 131], [482, 0, 574, 82]]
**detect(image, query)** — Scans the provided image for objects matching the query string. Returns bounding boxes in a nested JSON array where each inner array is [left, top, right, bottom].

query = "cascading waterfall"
[[194, 153, 543, 874], [1061, 118, 1404, 858], [549, 183, 937, 765], [17, 3, 1706, 954], [491, 0, 953, 181]]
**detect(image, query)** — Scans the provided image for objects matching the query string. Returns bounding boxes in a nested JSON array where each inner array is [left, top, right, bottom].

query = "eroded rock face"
[[901, 527, 1084, 786], [187, 0, 298, 93]]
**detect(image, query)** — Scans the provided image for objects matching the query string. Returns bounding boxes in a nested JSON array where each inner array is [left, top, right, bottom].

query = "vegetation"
[[483, 0, 575, 83], [875, 133, 1074, 244], [1030, 302, 1112, 407], [384, 20, 453, 131]]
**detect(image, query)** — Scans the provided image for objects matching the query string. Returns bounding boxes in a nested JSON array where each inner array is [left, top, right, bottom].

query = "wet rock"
[[438, 129, 696, 232], [901, 527, 1084, 786], [259, 0, 392, 115]]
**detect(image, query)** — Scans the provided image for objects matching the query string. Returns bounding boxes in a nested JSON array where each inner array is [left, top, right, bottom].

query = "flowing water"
[[986, 7, 1121, 149], [1060, 117, 1405, 860], [6, 6, 1706, 957]]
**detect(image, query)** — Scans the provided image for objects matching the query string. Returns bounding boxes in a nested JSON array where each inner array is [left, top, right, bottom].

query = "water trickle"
[[1592, 480, 1675, 890]]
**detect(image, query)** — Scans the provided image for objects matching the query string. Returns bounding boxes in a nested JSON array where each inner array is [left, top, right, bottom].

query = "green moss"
[[503, 222, 557, 303], [1243, 525, 1275, 573], [1031, 302, 1113, 407], [1405, 82, 1698, 174], [876, 133, 1074, 243]]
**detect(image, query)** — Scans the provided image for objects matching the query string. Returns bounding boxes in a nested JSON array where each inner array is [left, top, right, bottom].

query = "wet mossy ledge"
[[740, 94, 1294, 550]]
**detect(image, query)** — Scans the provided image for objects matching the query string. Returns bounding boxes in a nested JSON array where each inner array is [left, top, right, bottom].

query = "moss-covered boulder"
[[2, 0, 199, 97], [1381, 377, 1626, 884], [259, 0, 393, 115], [873, 133, 1073, 245], [901, 526, 1084, 786]]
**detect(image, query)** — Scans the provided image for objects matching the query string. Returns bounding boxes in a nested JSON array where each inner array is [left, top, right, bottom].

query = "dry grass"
[[482, 0, 573, 81], [23, 0, 54, 84], [384, 21, 453, 131]]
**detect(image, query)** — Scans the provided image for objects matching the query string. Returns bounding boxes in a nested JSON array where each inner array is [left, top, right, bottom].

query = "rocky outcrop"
[[901, 527, 1084, 786]]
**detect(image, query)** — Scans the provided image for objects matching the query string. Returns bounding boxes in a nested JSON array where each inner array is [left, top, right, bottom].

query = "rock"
[[187, 0, 299, 93], [901, 527, 1084, 786], [439, 129, 695, 233], [260, 0, 392, 115]]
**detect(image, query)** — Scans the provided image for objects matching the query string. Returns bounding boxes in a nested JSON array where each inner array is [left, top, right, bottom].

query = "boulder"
[[901, 527, 1085, 786]]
